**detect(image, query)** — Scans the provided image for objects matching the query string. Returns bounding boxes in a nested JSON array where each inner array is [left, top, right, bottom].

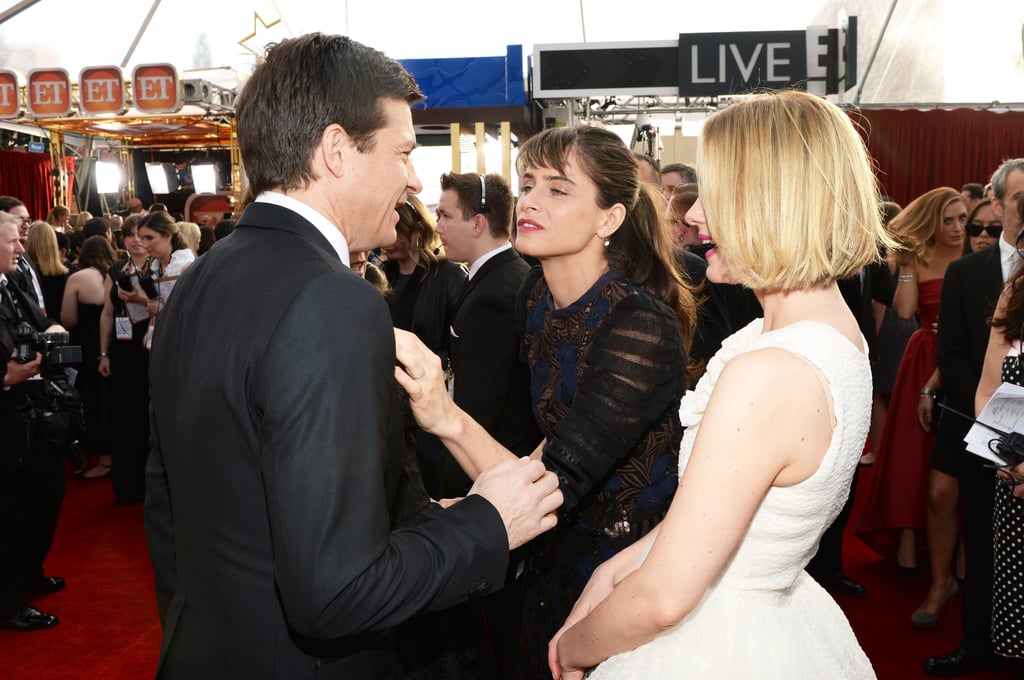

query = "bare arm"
[[395, 328, 515, 479], [98, 274, 114, 377], [554, 349, 834, 674], [60, 274, 79, 328], [893, 265, 920, 320]]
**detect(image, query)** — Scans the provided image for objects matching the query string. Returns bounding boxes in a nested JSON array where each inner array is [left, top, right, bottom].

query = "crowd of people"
[[0, 197, 236, 630], [4, 30, 1024, 680]]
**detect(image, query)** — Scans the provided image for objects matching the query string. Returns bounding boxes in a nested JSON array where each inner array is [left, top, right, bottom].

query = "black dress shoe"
[[923, 645, 1001, 676], [0, 607, 59, 631], [818, 571, 867, 597], [24, 576, 66, 595]]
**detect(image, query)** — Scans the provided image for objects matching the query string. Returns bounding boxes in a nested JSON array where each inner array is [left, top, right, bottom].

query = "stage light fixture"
[[95, 161, 122, 194], [191, 164, 218, 194]]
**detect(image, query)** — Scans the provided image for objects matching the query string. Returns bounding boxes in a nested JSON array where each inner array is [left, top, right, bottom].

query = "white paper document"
[[965, 382, 1024, 465]]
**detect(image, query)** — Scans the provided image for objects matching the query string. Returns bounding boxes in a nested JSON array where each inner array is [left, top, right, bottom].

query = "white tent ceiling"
[[0, 0, 1021, 108]]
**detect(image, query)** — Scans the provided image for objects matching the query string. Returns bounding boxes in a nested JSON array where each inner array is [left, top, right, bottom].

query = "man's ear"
[[319, 124, 349, 179], [992, 195, 1004, 218], [472, 213, 488, 237]]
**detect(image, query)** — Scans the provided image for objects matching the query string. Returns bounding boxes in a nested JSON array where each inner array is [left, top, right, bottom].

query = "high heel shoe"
[[911, 579, 960, 628]]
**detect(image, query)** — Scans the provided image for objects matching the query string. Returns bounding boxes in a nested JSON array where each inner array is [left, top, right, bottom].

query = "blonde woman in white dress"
[[547, 89, 894, 680]]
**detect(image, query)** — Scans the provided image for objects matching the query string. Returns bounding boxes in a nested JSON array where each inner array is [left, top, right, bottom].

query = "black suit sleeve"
[[454, 289, 525, 433], [937, 258, 978, 412], [257, 274, 508, 639]]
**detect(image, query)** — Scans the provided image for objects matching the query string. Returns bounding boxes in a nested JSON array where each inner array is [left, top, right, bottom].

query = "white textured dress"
[[589, 320, 876, 679]]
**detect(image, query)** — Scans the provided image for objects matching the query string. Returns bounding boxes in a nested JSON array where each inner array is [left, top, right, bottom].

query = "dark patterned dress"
[[993, 347, 1024, 659], [518, 268, 687, 678]]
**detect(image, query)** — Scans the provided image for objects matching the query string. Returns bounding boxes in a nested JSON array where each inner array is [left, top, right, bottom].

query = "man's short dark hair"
[[633, 153, 660, 182], [661, 162, 698, 184], [961, 182, 984, 200], [0, 195, 25, 212], [235, 33, 424, 198], [214, 219, 236, 240], [82, 216, 110, 239], [439, 172, 513, 239]]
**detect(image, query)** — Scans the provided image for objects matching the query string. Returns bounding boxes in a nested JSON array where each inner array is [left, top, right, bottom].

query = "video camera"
[[14, 322, 82, 373]]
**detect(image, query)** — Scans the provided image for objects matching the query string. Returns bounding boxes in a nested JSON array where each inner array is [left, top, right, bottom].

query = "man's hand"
[[4, 350, 41, 386], [468, 457, 562, 549]]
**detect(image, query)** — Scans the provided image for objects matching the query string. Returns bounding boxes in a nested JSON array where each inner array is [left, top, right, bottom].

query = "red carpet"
[[0, 464, 1014, 679]]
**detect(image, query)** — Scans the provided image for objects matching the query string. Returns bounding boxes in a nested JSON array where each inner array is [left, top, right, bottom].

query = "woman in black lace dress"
[[395, 125, 697, 677]]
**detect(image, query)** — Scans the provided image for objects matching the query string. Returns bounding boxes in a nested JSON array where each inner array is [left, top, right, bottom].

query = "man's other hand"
[[469, 457, 562, 549]]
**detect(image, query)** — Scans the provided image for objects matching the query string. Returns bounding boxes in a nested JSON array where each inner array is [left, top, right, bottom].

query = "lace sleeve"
[[542, 292, 687, 512]]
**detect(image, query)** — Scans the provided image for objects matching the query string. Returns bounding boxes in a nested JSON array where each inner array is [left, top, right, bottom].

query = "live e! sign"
[[679, 20, 857, 96]]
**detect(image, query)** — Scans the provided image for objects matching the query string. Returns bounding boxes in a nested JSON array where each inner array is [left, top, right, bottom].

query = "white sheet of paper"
[[965, 382, 1024, 464]]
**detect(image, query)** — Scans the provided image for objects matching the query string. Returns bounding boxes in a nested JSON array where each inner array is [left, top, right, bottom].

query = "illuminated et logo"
[[132, 63, 180, 114], [26, 68, 72, 117], [79, 66, 126, 115], [0, 70, 20, 118]]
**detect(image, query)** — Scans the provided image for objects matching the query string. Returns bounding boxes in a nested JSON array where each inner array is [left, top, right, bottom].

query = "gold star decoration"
[[238, 11, 284, 61]]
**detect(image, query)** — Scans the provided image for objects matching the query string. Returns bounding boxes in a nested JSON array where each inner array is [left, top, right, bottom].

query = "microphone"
[[938, 401, 1024, 467]]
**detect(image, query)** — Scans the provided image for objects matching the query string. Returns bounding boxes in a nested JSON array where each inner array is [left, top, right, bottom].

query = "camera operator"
[[0, 212, 75, 631]]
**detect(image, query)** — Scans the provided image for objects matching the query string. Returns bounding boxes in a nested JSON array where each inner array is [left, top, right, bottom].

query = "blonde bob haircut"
[[697, 89, 893, 291]]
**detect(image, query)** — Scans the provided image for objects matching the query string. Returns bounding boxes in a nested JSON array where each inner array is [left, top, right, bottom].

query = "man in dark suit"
[[432, 172, 542, 678], [0, 196, 45, 311], [0, 212, 69, 631], [144, 34, 562, 680], [924, 157, 1024, 676], [435, 172, 542, 497]]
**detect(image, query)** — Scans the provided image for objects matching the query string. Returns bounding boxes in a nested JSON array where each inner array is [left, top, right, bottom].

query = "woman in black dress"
[[61, 236, 115, 479], [97, 216, 152, 503]]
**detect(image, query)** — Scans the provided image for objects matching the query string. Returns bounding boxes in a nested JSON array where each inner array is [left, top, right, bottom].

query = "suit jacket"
[[145, 202, 510, 680], [838, 260, 896, 360], [447, 249, 541, 495], [10, 254, 44, 308], [935, 244, 1003, 441]]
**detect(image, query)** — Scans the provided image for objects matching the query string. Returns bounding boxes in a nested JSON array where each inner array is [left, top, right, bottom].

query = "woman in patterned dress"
[[395, 124, 697, 677], [975, 197, 1024, 676]]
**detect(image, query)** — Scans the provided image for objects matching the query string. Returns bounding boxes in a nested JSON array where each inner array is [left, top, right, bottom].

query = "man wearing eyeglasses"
[[925, 158, 1024, 676], [0, 196, 45, 313]]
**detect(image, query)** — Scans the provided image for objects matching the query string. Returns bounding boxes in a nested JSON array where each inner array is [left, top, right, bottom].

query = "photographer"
[[0, 212, 78, 631]]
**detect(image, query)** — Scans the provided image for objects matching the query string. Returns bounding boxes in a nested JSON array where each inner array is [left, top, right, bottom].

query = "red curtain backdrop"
[[853, 108, 1024, 209], [0, 149, 75, 219]]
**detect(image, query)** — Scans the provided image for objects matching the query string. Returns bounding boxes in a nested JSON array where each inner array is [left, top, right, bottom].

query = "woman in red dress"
[[856, 187, 967, 626]]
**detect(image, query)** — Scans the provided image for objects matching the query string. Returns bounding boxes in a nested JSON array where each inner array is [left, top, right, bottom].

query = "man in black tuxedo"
[[144, 34, 561, 680], [0, 196, 45, 311], [924, 158, 1024, 676], [435, 172, 542, 497], [0, 212, 69, 631], [432, 172, 543, 678]]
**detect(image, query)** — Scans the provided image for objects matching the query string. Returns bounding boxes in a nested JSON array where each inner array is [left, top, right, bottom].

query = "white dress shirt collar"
[[467, 243, 512, 281], [254, 191, 350, 266], [998, 233, 1020, 283]]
